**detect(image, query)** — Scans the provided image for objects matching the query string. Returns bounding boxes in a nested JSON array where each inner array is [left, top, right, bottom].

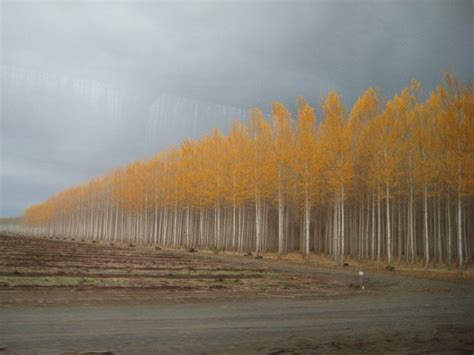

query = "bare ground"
[[0, 233, 473, 354]]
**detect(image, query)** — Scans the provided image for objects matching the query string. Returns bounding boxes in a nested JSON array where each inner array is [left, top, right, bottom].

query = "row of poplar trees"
[[24, 75, 473, 268]]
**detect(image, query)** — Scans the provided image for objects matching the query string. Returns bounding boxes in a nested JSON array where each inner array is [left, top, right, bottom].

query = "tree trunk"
[[386, 183, 392, 266], [255, 186, 261, 256], [409, 183, 415, 264], [377, 187, 381, 262], [278, 168, 285, 255], [457, 186, 463, 269], [232, 176, 237, 252], [447, 194, 452, 269], [437, 196, 442, 265], [186, 203, 190, 247], [424, 183, 429, 269], [340, 185, 345, 262], [304, 181, 310, 256], [371, 190, 375, 260]]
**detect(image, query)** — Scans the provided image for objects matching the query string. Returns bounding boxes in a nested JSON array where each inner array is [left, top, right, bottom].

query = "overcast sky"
[[1, 0, 472, 217]]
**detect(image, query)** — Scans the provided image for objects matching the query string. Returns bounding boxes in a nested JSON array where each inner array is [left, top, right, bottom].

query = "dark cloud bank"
[[0, 0, 472, 216]]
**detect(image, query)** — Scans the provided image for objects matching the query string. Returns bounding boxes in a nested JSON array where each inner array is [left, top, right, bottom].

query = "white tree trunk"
[[278, 168, 285, 255], [340, 185, 344, 262], [457, 186, 463, 269], [424, 183, 429, 269], [304, 182, 310, 256], [447, 195, 452, 268], [386, 183, 392, 266], [186, 203, 190, 247], [232, 175, 237, 252], [377, 187, 381, 262], [255, 189, 261, 256]]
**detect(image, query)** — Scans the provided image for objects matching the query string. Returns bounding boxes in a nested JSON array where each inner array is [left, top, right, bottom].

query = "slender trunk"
[[255, 188, 261, 256], [437, 195, 442, 265], [232, 176, 237, 252], [199, 206, 204, 248], [173, 202, 178, 246], [457, 186, 463, 269], [397, 197, 402, 262], [386, 183, 392, 266], [215, 202, 220, 248], [371, 190, 375, 260], [340, 185, 345, 262], [186, 203, 190, 247], [333, 193, 338, 261], [153, 204, 158, 244], [365, 193, 370, 258], [424, 183, 429, 269], [377, 187, 381, 262], [409, 183, 415, 264], [447, 194, 452, 268], [304, 180, 310, 256], [278, 168, 285, 255]]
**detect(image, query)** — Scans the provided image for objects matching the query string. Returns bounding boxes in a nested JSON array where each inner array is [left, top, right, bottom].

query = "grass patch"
[[0, 271, 286, 290], [0, 276, 85, 287]]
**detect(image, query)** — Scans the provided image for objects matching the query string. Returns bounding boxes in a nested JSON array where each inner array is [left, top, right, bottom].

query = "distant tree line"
[[23, 74, 473, 269]]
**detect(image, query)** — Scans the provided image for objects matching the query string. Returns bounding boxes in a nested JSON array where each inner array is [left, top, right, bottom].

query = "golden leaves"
[[25, 74, 473, 225]]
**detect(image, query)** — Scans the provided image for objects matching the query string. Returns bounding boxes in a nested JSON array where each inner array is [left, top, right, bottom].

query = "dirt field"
[[0, 233, 354, 303], [1, 233, 473, 354]]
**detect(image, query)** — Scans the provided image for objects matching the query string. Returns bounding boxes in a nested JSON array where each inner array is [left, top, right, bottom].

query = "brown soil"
[[244, 250, 474, 283], [0, 233, 355, 305], [1, 233, 473, 354]]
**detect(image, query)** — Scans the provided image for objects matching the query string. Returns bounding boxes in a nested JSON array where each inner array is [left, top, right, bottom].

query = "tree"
[[249, 109, 275, 255], [294, 97, 317, 256], [320, 92, 351, 262], [271, 102, 293, 255]]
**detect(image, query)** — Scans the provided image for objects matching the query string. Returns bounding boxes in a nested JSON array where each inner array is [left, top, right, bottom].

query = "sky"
[[0, 0, 472, 217]]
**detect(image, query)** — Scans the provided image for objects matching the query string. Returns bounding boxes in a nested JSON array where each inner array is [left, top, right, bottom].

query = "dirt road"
[[1, 233, 473, 354], [1, 292, 473, 354]]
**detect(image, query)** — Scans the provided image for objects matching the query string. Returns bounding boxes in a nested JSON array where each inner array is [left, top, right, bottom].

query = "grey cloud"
[[1, 0, 472, 216]]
